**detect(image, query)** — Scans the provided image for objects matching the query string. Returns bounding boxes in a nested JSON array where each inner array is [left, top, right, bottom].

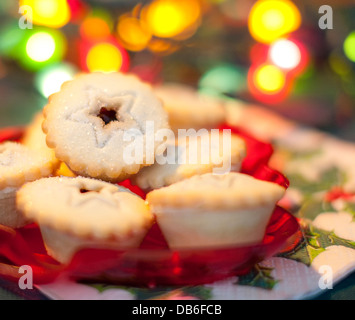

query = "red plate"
[[0, 125, 300, 286]]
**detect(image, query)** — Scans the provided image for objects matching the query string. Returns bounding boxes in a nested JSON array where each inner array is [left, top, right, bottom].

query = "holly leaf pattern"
[[278, 224, 355, 266], [286, 167, 347, 198], [85, 282, 212, 300], [236, 264, 279, 290]]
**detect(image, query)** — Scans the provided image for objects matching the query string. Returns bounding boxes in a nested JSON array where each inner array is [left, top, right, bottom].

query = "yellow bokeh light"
[[20, 0, 71, 28], [26, 32, 56, 62], [254, 64, 286, 93], [117, 16, 152, 51], [344, 31, 355, 63], [248, 0, 301, 44], [143, 0, 201, 38], [86, 43, 123, 73]]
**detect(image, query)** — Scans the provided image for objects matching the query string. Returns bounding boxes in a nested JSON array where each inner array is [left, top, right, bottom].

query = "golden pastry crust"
[[0, 142, 56, 190], [17, 176, 154, 239], [146, 172, 286, 210], [133, 132, 246, 190], [42, 72, 170, 182], [17, 176, 155, 263], [0, 141, 56, 228], [146, 172, 286, 249], [21, 112, 60, 170]]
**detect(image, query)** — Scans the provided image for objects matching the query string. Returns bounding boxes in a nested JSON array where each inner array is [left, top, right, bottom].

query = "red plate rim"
[[0, 125, 301, 286]]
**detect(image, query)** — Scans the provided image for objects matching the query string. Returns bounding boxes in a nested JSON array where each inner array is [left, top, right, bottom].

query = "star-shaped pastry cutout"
[[66, 185, 122, 209], [67, 92, 142, 149]]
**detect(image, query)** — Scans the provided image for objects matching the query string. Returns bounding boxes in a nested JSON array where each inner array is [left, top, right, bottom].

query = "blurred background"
[[0, 0, 354, 140]]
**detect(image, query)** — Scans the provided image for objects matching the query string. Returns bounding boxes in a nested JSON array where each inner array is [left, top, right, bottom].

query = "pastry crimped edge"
[[153, 83, 227, 132], [146, 172, 286, 211], [0, 142, 56, 190], [16, 176, 154, 240], [0, 142, 57, 228], [42, 72, 170, 182], [21, 112, 61, 170], [133, 133, 247, 190], [146, 172, 286, 249]]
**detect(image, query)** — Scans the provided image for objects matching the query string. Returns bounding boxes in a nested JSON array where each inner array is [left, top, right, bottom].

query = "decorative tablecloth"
[[4, 100, 355, 300]]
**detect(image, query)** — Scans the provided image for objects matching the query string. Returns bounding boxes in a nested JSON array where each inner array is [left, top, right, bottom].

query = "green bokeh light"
[[17, 27, 67, 72], [198, 63, 247, 98], [35, 62, 78, 98], [344, 31, 355, 63]]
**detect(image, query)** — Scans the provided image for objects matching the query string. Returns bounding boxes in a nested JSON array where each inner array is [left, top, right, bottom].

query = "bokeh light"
[[147, 38, 179, 55], [20, 28, 66, 71], [26, 32, 56, 62], [19, 0, 71, 29], [117, 16, 152, 51], [0, 22, 28, 59], [254, 64, 286, 93], [248, 63, 292, 104], [199, 64, 247, 97], [85, 41, 129, 73], [248, 0, 301, 44], [329, 51, 351, 76], [344, 31, 355, 63], [35, 63, 78, 98], [80, 16, 111, 41], [269, 38, 301, 69], [142, 0, 201, 38]]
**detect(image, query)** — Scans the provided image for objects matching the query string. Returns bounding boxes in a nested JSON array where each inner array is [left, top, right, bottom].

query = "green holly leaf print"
[[343, 202, 355, 222], [278, 224, 355, 266], [298, 197, 334, 221], [286, 167, 347, 198], [85, 282, 212, 300], [237, 264, 279, 290]]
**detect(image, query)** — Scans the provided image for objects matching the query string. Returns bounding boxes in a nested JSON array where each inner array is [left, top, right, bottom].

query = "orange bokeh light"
[[80, 16, 111, 40], [117, 16, 152, 51]]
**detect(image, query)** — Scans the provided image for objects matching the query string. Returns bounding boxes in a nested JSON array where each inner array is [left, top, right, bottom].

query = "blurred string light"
[[67, 0, 86, 21], [254, 64, 286, 93], [248, 63, 291, 103], [117, 15, 152, 52], [20, 28, 67, 71], [248, 0, 301, 44], [269, 38, 309, 75], [80, 38, 129, 73], [141, 0, 201, 39], [269, 39, 300, 69], [198, 64, 247, 97], [80, 8, 114, 41], [329, 51, 352, 77], [26, 32, 56, 62], [80, 16, 112, 40], [0, 22, 27, 59], [147, 38, 179, 55], [343, 31, 355, 63], [246, 0, 306, 104], [35, 63, 78, 98], [19, 0, 71, 28], [86, 42, 122, 72]]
